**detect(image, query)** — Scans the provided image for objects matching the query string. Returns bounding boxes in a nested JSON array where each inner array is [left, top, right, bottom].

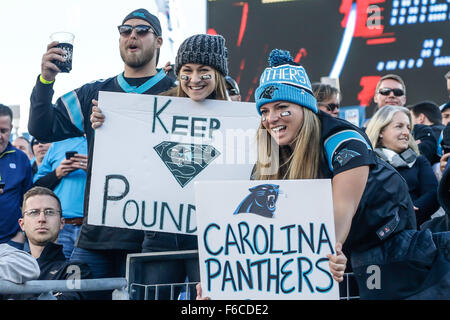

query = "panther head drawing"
[[233, 184, 280, 218], [258, 85, 279, 99]]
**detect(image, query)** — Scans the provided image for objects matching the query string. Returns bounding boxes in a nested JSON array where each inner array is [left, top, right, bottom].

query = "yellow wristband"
[[39, 75, 55, 85]]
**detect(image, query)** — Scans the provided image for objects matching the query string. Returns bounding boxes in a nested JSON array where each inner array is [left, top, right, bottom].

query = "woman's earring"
[[379, 134, 383, 139]]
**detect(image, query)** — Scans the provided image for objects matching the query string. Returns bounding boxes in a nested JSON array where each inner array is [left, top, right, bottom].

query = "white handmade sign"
[[194, 179, 339, 300], [87, 91, 260, 234]]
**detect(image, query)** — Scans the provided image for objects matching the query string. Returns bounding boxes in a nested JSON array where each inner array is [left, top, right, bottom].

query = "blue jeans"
[[57, 224, 81, 259], [70, 247, 137, 299]]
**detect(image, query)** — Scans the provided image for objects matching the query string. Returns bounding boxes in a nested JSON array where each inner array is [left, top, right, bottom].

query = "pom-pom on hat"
[[255, 49, 317, 114], [175, 34, 228, 76], [122, 8, 162, 37]]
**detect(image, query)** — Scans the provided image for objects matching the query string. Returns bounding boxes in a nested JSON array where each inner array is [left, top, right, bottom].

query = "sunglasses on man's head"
[[319, 103, 340, 112], [117, 24, 154, 37], [378, 88, 405, 97]]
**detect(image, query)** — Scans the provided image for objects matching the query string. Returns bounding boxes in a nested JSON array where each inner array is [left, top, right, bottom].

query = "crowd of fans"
[[0, 8, 449, 300]]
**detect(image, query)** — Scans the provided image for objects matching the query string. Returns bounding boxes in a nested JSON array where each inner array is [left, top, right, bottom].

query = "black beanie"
[[175, 34, 228, 76], [122, 8, 162, 37]]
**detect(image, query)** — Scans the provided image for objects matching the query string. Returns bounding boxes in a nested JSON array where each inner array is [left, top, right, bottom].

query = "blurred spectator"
[[446, 70, 450, 98], [373, 74, 406, 109], [312, 82, 341, 118], [366, 105, 439, 228], [30, 138, 51, 176], [10, 187, 92, 300], [411, 122, 439, 166], [225, 76, 242, 101], [0, 104, 33, 249], [33, 136, 88, 259], [409, 101, 443, 172], [12, 136, 33, 161], [441, 102, 450, 127], [421, 137, 450, 233], [0, 243, 40, 283], [410, 101, 444, 141]]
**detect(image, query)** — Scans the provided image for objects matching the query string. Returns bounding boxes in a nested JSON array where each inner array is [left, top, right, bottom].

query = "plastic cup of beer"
[[50, 32, 75, 73]]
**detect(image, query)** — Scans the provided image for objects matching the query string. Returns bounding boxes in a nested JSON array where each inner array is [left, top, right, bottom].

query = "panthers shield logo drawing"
[[258, 85, 279, 99], [233, 184, 280, 218]]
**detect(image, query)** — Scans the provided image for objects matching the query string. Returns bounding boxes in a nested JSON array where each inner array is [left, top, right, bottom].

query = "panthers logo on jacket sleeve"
[[333, 148, 361, 168], [233, 184, 280, 218]]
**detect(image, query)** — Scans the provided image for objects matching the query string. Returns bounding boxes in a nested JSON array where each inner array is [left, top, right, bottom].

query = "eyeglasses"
[[23, 208, 61, 218], [319, 103, 340, 112], [117, 24, 155, 37], [378, 88, 405, 97]]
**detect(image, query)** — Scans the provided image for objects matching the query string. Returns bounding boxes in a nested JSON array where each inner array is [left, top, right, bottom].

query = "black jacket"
[[412, 124, 439, 164], [396, 155, 439, 227]]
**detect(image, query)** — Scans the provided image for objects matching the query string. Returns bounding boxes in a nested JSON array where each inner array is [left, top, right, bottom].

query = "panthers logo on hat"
[[258, 85, 279, 100]]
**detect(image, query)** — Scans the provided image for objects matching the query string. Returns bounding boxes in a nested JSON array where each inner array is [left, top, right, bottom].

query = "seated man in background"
[[13, 186, 92, 300]]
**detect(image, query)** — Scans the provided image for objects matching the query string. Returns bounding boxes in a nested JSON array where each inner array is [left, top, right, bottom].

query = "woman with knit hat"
[[162, 33, 229, 101], [251, 49, 449, 299]]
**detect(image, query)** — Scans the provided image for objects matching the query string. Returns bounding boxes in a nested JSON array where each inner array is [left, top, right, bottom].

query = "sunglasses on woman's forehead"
[[117, 24, 154, 37]]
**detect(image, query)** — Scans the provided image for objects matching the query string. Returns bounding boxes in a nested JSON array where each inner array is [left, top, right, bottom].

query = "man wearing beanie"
[[28, 8, 174, 299]]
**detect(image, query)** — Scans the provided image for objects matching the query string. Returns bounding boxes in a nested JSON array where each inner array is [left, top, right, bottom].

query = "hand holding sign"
[[195, 180, 340, 300], [326, 242, 347, 283], [90, 99, 105, 129]]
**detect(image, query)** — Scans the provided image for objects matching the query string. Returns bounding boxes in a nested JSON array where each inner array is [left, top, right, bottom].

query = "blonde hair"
[[161, 69, 228, 100], [253, 107, 322, 180], [366, 105, 419, 154]]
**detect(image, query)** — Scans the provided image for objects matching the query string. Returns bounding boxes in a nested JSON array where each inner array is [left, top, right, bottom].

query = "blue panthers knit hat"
[[255, 49, 317, 114], [123, 8, 162, 36]]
